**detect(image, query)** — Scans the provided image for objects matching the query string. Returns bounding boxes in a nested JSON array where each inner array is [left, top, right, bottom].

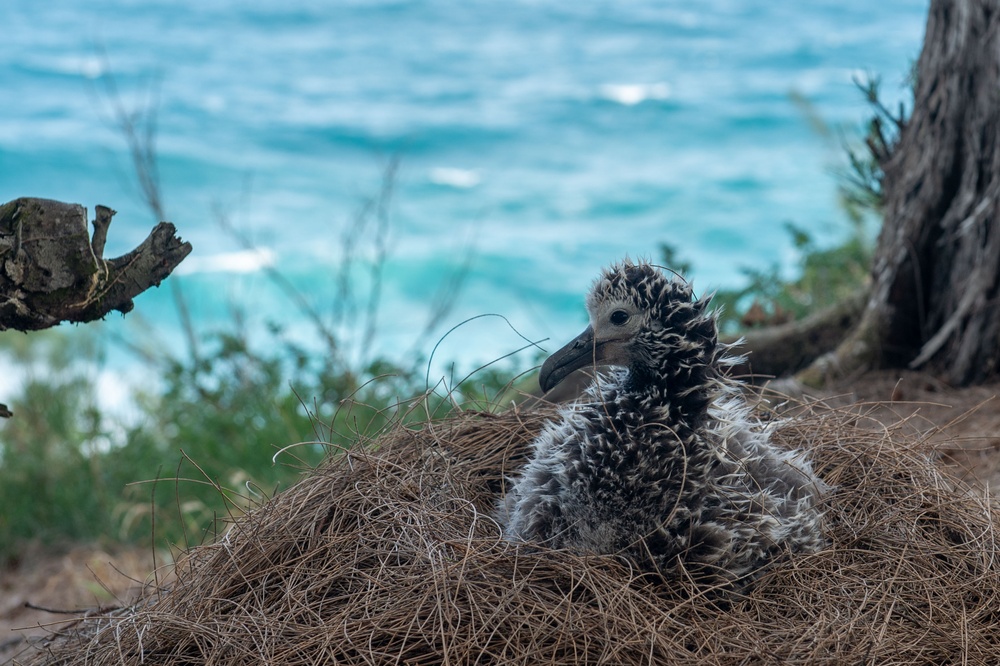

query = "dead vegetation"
[[10, 394, 1000, 665]]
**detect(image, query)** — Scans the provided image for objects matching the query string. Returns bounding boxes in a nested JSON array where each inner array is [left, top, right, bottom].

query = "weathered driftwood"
[[0, 198, 191, 330], [0, 197, 191, 416]]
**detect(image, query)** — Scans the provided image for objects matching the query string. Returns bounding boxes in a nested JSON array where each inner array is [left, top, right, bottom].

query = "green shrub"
[[0, 318, 522, 562], [706, 219, 873, 335]]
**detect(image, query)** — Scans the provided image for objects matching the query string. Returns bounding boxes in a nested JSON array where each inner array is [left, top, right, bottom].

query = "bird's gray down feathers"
[[499, 260, 826, 584]]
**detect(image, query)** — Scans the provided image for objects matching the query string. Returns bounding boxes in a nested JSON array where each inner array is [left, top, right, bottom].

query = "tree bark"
[[1, 197, 191, 416], [797, 0, 1000, 387], [0, 198, 191, 330]]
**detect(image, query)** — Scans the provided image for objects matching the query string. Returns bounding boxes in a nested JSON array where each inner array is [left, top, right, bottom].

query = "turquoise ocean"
[[1, 1, 929, 382]]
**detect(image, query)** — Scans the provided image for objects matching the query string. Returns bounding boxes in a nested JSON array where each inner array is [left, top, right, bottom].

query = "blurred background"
[[0, 0, 928, 559]]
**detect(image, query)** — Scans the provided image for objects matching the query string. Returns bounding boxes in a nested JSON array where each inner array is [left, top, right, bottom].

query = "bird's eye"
[[610, 310, 630, 326]]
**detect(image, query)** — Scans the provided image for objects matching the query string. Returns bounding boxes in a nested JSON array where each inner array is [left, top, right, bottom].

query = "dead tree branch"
[[0, 197, 191, 416]]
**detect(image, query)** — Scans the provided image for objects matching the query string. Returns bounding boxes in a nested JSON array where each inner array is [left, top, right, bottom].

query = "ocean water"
[[0, 0, 929, 379]]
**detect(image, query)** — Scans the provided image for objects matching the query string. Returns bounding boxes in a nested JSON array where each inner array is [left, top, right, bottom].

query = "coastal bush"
[[0, 319, 524, 563], [706, 218, 873, 335]]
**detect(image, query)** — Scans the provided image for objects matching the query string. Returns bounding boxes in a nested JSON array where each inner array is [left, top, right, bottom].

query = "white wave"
[[36, 55, 106, 79], [429, 167, 481, 189], [201, 93, 227, 113], [79, 56, 105, 79], [175, 248, 276, 275], [598, 82, 672, 106]]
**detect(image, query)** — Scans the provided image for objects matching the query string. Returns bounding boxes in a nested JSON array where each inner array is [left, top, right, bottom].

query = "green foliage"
[[707, 220, 872, 335], [0, 320, 517, 564], [0, 361, 116, 552], [117, 329, 331, 550]]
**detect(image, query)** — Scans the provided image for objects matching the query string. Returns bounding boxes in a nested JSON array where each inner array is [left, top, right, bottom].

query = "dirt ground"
[[0, 545, 166, 664], [782, 370, 1000, 491], [2, 370, 999, 664]]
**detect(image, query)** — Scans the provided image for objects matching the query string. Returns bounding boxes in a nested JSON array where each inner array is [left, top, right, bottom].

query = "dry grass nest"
[[20, 398, 1000, 665]]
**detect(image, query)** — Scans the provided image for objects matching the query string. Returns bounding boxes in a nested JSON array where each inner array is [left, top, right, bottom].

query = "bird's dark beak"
[[539, 325, 598, 393]]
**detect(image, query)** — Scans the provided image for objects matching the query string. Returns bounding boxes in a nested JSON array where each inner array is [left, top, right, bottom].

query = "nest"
[[20, 400, 1000, 665]]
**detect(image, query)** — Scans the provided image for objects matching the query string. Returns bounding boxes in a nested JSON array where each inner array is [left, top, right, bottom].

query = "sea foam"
[[429, 167, 481, 189], [175, 248, 277, 275], [598, 83, 671, 106]]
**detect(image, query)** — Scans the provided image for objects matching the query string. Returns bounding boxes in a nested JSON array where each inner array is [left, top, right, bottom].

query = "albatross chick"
[[501, 260, 825, 584]]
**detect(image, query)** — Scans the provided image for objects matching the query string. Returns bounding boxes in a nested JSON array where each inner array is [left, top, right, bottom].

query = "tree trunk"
[[800, 0, 1000, 387]]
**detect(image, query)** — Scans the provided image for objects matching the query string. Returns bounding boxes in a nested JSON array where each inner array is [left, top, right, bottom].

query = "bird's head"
[[539, 260, 721, 403]]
